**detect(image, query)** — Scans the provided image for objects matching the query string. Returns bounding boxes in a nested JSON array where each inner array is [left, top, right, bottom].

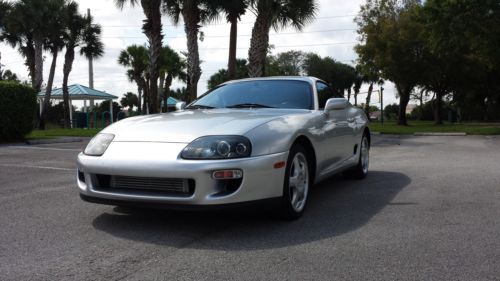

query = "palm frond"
[[114, 0, 139, 10]]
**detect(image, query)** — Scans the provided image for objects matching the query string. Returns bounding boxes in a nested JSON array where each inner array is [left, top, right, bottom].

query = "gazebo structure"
[[38, 84, 118, 128]]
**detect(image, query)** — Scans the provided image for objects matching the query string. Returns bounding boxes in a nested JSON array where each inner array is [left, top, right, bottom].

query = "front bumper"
[[77, 141, 288, 206]]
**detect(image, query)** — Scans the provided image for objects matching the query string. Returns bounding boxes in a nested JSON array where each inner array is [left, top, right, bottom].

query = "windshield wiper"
[[227, 103, 275, 109], [186, 104, 216, 110]]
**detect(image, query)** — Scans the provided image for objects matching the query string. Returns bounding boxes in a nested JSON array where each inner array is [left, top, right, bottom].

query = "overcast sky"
[[0, 0, 399, 108]]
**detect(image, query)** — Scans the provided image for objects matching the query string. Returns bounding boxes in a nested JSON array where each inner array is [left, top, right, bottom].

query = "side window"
[[316, 82, 334, 109]]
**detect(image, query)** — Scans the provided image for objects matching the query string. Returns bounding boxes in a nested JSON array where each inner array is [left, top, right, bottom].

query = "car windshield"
[[187, 80, 313, 110]]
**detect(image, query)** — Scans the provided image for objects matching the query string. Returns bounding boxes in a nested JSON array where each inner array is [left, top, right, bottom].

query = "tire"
[[345, 133, 370, 180], [279, 144, 311, 220]]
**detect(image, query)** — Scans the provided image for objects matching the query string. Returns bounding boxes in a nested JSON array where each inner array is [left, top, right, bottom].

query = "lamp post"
[[380, 86, 384, 125]]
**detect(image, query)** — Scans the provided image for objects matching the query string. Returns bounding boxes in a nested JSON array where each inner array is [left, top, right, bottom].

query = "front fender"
[[244, 113, 323, 156]]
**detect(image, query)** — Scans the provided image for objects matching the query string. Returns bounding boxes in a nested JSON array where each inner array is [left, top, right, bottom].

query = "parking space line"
[[0, 163, 73, 171], [7, 146, 82, 152]]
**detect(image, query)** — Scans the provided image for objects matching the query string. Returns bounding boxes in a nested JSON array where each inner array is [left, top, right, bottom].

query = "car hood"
[[106, 108, 310, 143]]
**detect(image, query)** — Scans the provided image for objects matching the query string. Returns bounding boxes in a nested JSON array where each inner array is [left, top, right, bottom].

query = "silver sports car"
[[77, 77, 370, 219]]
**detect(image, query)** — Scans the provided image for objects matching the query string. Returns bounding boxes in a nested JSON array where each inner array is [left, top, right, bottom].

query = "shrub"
[[0, 81, 37, 140]]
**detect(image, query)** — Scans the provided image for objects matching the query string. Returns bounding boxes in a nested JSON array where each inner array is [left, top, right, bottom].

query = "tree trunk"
[[434, 91, 444, 125], [141, 0, 162, 114], [137, 83, 142, 115], [396, 84, 411, 126], [364, 83, 374, 117], [25, 39, 36, 87], [347, 88, 352, 101], [164, 74, 173, 112], [62, 45, 76, 129], [183, 0, 202, 103], [248, 12, 271, 78], [39, 49, 59, 130], [142, 78, 149, 114], [33, 36, 44, 92], [354, 91, 359, 106], [87, 9, 94, 90], [159, 73, 165, 112], [227, 15, 238, 80]]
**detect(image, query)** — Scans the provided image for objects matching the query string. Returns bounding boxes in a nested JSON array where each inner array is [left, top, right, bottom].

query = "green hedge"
[[0, 81, 37, 140]]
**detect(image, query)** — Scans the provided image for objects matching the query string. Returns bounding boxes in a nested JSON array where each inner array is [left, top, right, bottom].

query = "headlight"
[[84, 133, 115, 156], [181, 136, 252, 160]]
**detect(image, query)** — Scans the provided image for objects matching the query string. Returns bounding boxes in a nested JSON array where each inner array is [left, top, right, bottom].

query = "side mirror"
[[324, 98, 348, 112], [175, 102, 186, 111]]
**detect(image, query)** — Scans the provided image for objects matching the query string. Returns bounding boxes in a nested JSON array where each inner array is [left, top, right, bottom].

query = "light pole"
[[380, 86, 384, 125]]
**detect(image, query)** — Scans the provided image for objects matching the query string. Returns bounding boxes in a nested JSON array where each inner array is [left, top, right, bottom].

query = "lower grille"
[[93, 174, 194, 196]]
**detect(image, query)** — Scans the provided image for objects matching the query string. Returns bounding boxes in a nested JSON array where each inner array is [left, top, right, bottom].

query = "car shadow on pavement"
[[91, 171, 411, 250]]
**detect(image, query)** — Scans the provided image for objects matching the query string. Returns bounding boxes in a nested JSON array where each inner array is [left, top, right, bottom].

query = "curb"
[[413, 132, 467, 136], [26, 137, 85, 145]]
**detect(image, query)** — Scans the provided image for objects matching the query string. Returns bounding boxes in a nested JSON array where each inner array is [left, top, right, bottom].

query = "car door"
[[315, 81, 352, 175]]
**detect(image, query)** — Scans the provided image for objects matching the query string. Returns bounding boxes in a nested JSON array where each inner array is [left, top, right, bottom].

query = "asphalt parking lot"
[[1, 135, 499, 281]]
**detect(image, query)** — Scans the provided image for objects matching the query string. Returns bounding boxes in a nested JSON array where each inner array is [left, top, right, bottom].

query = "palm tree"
[[0, 69, 19, 82], [38, 0, 67, 130], [0, 1, 10, 40], [118, 45, 149, 114], [353, 72, 363, 106], [120, 92, 139, 112], [247, 0, 317, 77], [2, 0, 63, 91], [24, 0, 66, 92], [163, 0, 218, 103], [61, 2, 86, 128], [158, 46, 186, 111], [80, 10, 104, 90], [0, 2, 36, 86], [115, 0, 163, 114], [213, 0, 248, 80]]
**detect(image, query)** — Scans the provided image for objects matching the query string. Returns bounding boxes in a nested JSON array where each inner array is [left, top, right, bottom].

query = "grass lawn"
[[370, 121, 500, 135], [23, 121, 500, 140], [27, 128, 101, 140]]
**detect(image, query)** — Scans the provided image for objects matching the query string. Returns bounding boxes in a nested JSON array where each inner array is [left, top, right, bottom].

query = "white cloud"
[[0, 0, 401, 108]]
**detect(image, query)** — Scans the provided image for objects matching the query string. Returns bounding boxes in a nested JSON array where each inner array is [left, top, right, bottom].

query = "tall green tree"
[[418, 0, 500, 123], [61, 3, 85, 128], [303, 54, 357, 98], [118, 45, 149, 114], [120, 92, 139, 112], [115, 0, 163, 113], [61, 2, 103, 128], [352, 67, 364, 106], [9, 0, 66, 92], [164, 0, 218, 103], [158, 45, 186, 110], [208, 59, 248, 90], [39, 0, 67, 130], [80, 10, 104, 90], [213, 0, 248, 80], [356, 0, 425, 125], [247, 0, 317, 77], [266, 50, 308, 76], [0, 69, 20, 82]]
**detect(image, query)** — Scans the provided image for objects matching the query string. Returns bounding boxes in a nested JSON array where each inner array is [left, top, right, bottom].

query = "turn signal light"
[[273, 161, 286, 169], [212, 169, 243, 180]]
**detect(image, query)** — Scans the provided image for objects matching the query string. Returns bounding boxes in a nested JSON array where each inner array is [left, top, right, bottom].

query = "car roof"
[[222, 76, 322, 86]]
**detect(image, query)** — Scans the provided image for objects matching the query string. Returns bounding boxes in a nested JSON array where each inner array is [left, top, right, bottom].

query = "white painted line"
[[414, 132, 467, 136], [7, 146, 82, 152], [0, 163, 74, 171]]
